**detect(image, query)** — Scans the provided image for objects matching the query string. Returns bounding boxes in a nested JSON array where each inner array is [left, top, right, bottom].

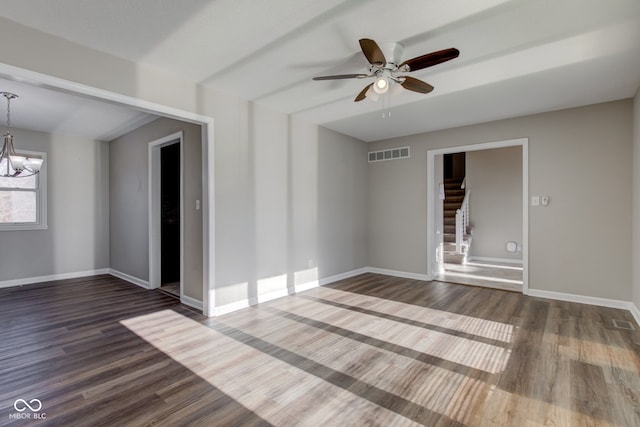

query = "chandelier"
[[0, 92, 43, 177]]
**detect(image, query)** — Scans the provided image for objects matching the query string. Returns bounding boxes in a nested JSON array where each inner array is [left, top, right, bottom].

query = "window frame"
[[0, 150, 47, 231]]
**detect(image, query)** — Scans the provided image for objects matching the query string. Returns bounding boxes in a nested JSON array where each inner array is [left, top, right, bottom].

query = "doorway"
[[149, 132, 184, 298], [160, 142, 181, 297], [427, 138, 529, 294]]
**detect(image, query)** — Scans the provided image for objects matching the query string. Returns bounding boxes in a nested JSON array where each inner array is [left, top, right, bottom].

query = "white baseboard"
[[211, 299, 252, 317], [109, 269, 150, 289], [466, 256, 523, 265], [366, 267, 429, 281], [0, 268, 110, 289], [526, 288, 633, 311], [181, 294, 203, 311], [211, 267, 369, 317], [109, 270, 205, 311], [320, 267, 369, 285]]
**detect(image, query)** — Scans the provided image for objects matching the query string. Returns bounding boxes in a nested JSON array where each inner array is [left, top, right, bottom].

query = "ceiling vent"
[[368, 146, 410, 163]]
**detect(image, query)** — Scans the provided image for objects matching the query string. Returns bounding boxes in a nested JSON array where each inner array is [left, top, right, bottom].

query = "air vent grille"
[[612, 319, 635, 331], [368, 146, 410, 163]]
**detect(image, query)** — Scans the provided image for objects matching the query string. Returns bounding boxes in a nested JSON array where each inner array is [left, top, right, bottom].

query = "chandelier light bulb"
[[9, 154, 25, 171]]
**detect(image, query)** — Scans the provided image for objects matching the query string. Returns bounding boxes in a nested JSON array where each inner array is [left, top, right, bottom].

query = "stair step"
[[443, 179, 464, 190], [443, 233, 472, 243], [444, 198, 463, 204], [443, 252, 466, 264]]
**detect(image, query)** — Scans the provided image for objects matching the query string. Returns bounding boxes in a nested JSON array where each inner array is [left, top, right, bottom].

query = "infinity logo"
[[13, 399, 42, 412]]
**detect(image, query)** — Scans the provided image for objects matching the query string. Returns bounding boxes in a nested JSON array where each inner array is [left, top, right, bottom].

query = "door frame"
[[426, 138, 529, 294], [149, 132, 184, 298]]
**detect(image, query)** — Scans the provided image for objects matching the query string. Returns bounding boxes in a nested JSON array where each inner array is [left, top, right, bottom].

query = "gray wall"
[[0, 128, 109, 281], [213, 100, 368, 306], [369, 100, 632, 301], [110, 118, 203, 301], [466, 146, 522, 260]]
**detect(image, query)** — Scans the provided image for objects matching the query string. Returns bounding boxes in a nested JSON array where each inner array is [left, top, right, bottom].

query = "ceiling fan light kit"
[[312, 38, 459, 104], [373, 76, 389, 94]]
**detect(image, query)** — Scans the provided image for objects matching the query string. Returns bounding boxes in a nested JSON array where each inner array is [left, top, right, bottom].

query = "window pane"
[[0, 190, 37, 223]]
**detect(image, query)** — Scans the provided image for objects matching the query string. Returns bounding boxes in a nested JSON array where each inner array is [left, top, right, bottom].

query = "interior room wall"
[[465, 146, 522, 261], [368, 100, 633, 301], [109, 117, 203, 301], [210, 97, 368, 307], [0, 128, 109, 283]]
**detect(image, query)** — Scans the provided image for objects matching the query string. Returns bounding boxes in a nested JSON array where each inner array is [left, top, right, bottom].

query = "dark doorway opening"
[[160, 142, 181, 296], [443, 152, 465, 180]]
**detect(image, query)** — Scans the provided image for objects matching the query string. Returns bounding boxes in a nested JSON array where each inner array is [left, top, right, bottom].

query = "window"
[[0, 151, 47, 230]]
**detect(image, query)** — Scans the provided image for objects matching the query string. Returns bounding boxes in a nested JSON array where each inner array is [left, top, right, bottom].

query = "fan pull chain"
[[382, 92, 391, 118]]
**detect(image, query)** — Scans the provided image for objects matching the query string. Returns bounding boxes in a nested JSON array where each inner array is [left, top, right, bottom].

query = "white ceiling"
[[0, 78, 158, 141], [0, 0, 639, 142]]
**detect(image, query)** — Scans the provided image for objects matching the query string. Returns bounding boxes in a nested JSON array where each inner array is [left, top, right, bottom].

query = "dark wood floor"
[[1, 274, 639, 426]]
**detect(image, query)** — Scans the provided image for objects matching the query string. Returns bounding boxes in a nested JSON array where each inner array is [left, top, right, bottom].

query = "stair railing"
[[455, 189, 470, 254]]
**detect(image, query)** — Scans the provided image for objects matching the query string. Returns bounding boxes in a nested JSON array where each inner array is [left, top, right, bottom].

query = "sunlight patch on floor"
[[310, 286, 515, 343], [120, 307, 614, 426]]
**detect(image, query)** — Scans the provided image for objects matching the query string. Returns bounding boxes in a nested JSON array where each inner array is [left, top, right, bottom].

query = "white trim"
[[0, 62, 215, 317], [181, 295, 203, 311], [202, 123, 215, 316], [319, 267, 369, 286], [148, 132, 184, 293], [211, 299, 253, 317], [630, 303, 640, 327], [211, 268, 369, 316], [427, 138, 529, 292], [109, 269, 150, 289], [526, 288, 633, 311], [0, 64, 210, 125], [466, 256, 523, 265], [0, 269, 110, 288], [366, 267, 429, 281], [256, 288, 291, 305]]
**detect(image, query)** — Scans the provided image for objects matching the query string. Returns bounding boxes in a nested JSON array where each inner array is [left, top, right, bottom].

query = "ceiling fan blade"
[[400, 76, 434, 94], [359, 38, 386, 66], [354, 83, 373, 102], [400, 48, 460, 72], [312, 73, 369, 81]]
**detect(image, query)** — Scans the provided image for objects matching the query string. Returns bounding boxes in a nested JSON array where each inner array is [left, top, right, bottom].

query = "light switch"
[[196, 199, 200, 210], [531, 196, 540, 206]]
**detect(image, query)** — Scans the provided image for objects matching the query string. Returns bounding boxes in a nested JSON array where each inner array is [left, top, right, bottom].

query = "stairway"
[[442, 178, 471, 264]]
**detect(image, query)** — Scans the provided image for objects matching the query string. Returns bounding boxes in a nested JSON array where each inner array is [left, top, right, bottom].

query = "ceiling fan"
[[313, 38, 459, 102]]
